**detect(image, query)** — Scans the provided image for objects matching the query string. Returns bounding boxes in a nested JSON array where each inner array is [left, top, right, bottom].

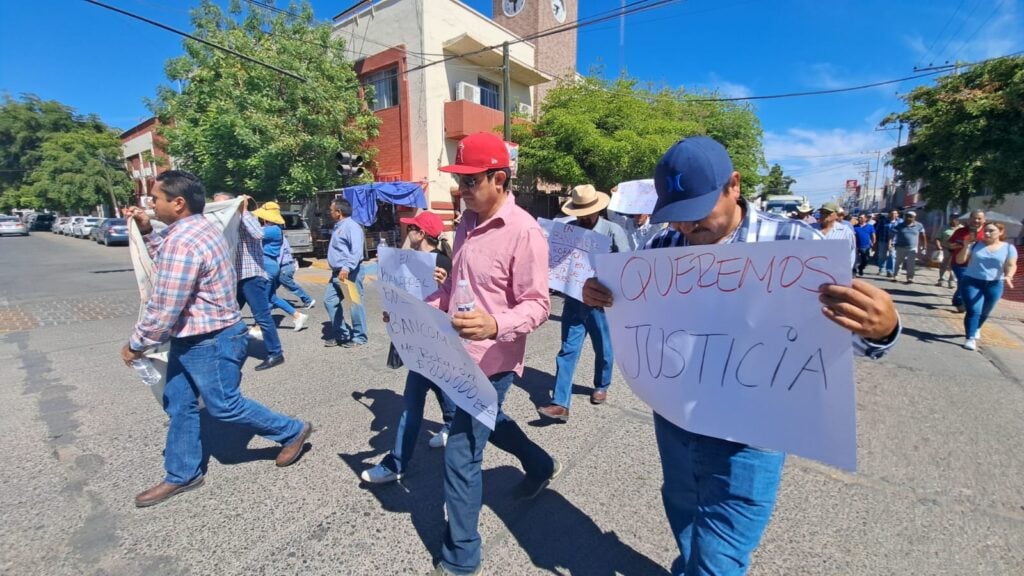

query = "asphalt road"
[[1, 232, 1022, 575]]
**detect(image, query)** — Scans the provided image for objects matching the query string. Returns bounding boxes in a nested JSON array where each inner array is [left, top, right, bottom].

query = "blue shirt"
[[893, 221, 925, 249], [853, 223, 875, 249], [812, 221, 857, 268], [327, 217, 364, 272], [261, 224, 283, 263], [964, 242, 1017, 281]]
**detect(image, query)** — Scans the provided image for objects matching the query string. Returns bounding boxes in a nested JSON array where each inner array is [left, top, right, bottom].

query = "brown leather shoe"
[[590, 389, 608, 405], [536, 404, 569, 422], [276, 422, 313, 467], [134, 476, 205, 508]]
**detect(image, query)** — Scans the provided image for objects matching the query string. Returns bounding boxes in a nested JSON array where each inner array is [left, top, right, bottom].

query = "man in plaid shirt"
[[582, 137, 900, 575], [122, 171, 312, 508]]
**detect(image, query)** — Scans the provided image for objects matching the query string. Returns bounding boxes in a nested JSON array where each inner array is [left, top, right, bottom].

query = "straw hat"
[[253, 201, 285, 225], [561, 184, 610, 217]]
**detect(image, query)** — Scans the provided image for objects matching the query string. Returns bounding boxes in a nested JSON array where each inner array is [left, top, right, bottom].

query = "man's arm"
[[491, 227, 550, 341], [239, 210, 264, 240]]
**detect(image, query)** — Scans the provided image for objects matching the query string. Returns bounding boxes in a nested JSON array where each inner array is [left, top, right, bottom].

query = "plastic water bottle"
[[131, 358, 161, 387], [378, 234, 388, 248], [454, 279, 475, 313]]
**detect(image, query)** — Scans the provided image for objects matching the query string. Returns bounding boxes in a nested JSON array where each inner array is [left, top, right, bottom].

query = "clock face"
[[551, 0, 566, 23], [503, 0, 525, 18]]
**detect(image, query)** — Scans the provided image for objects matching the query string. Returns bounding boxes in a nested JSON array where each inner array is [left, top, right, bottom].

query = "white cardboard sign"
[[377, 247, 438, 300], [538, 218, 612, 301], [609, 179, 657, 215], [379, 283, 498, 430], [594, 240, 857, 470]]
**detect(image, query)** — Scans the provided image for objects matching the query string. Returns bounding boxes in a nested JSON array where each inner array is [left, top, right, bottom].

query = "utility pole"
[[502, 42, 511, 141]]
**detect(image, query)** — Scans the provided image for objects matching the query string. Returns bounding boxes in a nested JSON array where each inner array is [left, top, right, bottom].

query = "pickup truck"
[[281, 211, 313, 258]]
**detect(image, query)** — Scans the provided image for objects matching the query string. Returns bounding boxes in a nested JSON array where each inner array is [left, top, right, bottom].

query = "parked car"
[[0, 215, 30, 236], [72, 217, 102, 238], [89, 219, 108, 242], [52, 217, 69, 233], [60, 216, 84, 235], [94, 218, 128, 246], [29, 213, 56, 231], [281, 211, 313, 258]]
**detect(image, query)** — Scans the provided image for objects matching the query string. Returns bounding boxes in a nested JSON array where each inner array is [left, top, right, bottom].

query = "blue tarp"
[[343, 182, 428, 227]]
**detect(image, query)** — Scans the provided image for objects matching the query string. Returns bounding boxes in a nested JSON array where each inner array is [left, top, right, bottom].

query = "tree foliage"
[[510, 76, 765, 194], [0, 94, 122, 211], [761, 163, 796, 198], [885, 55, 1024, 210], [151, 0, 379, 200]]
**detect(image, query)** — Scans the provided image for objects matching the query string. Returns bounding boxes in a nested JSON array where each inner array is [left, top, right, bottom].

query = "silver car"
[[0, 215, 29, 236], [73, 217, 103, 238], [61, 217, 84, 236]]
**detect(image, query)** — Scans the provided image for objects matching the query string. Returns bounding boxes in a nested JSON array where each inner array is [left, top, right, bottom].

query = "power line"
[[685, 70, 945, 102], [82, 0, 307, 82], [953, 0, 1009, 62], [917, 0, 966, 68], [933, 0, 985, 64]]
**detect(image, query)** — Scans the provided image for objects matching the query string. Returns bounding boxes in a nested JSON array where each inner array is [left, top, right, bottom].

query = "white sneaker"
[[293, 312, 308, 332], [248, 326, 263, 340], [972, 331, 981, 343], [360, 463, 400, 484], [963, 338, 977, 351], [304, 299, 316, 310], [429, 430, 448, 449]]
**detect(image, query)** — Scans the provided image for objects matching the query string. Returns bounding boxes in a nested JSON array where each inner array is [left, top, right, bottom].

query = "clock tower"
[[492, 0, 577, 109]]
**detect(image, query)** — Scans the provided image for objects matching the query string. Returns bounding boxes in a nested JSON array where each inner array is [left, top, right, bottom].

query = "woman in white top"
[[956, 222, 1018, 350]]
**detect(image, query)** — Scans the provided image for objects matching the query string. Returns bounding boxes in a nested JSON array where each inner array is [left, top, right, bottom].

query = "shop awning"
[[442, 34, 553, 86]]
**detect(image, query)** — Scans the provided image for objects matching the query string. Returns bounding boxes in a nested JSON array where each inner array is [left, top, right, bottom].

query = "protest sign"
[[538, 218, 612, 301], [379, 283, 498, 429], [594, 240, 857, 470], [377, 247, 438, 300], [608, 179, 657, 215]]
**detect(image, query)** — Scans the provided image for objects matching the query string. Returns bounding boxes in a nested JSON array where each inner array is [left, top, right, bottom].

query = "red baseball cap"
[[400, 211, 445, 238], [439, 132, 509, 174]]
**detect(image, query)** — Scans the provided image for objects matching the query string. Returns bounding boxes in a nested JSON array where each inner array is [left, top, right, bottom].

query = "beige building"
[[332, 0, 576, 230]]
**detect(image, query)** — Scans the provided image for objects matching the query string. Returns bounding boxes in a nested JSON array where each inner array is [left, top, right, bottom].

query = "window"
[[364, 67, 399, 111], [479, 77, 501, 111]]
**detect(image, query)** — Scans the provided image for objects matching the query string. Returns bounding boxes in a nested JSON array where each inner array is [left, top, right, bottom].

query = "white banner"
[[609, 179, 657, 215], [538, 218, 612, 301], [377, 247, 438, 300], [594, 240, 857, 470], [380, 283, 499, 430]]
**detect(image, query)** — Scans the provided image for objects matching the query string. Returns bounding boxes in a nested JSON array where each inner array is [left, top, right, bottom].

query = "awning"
[[442, 34, 553, 86], [343, 182, 428, 227]]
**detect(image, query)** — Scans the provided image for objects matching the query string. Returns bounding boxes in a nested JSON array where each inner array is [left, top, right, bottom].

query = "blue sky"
[[2, 0, 1022, 205]]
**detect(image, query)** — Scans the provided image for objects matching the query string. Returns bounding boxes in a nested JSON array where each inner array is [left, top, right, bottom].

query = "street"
[[2, 232, 1023, 576]]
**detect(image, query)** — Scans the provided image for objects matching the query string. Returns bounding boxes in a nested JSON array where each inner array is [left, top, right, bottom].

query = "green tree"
[[510, 76, 765, 194], [24, 129, 133, 212], [885, 55, 1024, 211], [0, 93, 107, 208], [761, 163, 796, 198], [151, 0, 379, 200]]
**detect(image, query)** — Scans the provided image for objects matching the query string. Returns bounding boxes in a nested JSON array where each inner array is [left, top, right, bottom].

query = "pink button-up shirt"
[[426, 195, 550, 377]]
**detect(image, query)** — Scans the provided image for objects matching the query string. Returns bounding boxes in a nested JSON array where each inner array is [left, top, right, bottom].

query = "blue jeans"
[[552, 297, 613, 408], [237, 276, 283, 357], [961, 275, 1004, 337], [380, 371, 457, 474], [952, 265, 967, 307], [264, 260, 296, 316], [440, 372, 555, 574], [878, 246, 896, 274], [654, 413, 785, 576], [277, 262, 313, 307], [323, 265, 367, 343], [162, 322, 304, 484]]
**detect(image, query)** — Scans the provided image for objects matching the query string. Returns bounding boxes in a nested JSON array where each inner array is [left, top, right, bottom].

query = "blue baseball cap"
[[651, 136, 735, 224]]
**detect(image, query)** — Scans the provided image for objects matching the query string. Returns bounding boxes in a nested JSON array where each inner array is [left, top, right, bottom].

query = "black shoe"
[[323, 339, 347, 348], [254, 355, 285, 371], [516, 458, 563, 500], [341, 341, 366, 348]]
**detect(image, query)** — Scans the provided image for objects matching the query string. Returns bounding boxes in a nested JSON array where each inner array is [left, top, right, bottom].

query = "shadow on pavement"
[[899, 326, 963, 345], [518, 367, 594, 427], [198, 412, 279, 469]]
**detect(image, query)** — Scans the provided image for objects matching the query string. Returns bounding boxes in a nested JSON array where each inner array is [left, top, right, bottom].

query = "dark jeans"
[[952, 265, 967, 307], [162, 322, 303, 484], [237, 275, 283, 357], [439, 371, 555, 574], [856, 247, 872, 275], [380, 371, 457, 474]]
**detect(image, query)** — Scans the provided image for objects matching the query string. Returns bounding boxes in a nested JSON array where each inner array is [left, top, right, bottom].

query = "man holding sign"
[[537, 184, 628, 421], [427, 132, 560, 576], [582, 136, 900, 576]]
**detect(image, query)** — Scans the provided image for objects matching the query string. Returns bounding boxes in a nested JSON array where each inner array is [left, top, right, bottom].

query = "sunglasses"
[[458, 171, 494, 188], [407, 225, 422, 233]]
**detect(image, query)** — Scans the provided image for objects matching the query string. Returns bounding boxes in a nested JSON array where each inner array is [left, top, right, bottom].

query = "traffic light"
[[336, 151, 364, 178]]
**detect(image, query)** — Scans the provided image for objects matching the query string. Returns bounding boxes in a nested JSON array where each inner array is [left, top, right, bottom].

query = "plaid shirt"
[[646, 201, 899, 359], [130, 214, 241, 349], [235, 211, 267, 280]]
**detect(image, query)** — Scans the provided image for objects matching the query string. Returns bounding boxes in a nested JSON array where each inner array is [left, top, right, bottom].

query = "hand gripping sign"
[[377, 247, 438, 301], [595, 240, 858, 470], [379, 283, 499, 430]]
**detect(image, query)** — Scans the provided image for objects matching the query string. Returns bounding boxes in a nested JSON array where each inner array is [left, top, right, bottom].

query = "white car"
[[61, 216, 84, 236], [0, 216, 29, 236], [73, 217, 103, 238]]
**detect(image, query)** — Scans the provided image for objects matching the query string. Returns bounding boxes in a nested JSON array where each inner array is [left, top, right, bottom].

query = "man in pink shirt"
[[426, 132, 559, 576]]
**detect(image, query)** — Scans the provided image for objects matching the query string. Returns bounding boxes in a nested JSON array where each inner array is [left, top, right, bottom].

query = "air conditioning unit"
[[456, 81, 481, 104], [517, 102, 533, 116]]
